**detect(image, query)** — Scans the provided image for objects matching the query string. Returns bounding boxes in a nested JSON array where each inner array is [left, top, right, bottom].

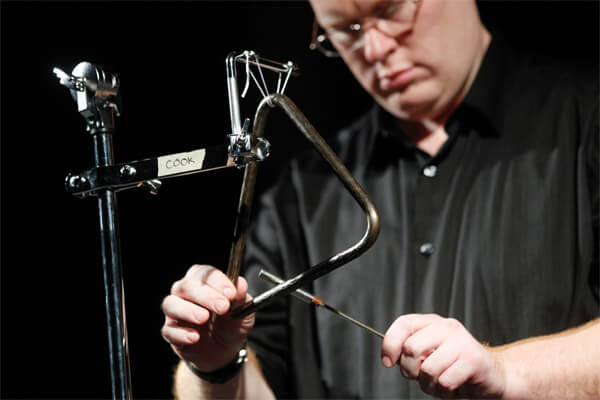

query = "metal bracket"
[[228, 118, 271, 168], [64, 144, 236, 198], [54, 62, 121, 133]]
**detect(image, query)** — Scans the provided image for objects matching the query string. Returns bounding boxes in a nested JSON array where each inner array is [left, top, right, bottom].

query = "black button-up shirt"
[[244, 36, 599, 399]]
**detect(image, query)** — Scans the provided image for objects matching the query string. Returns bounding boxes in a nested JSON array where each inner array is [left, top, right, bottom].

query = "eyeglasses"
[[310, 0, 420, 58]]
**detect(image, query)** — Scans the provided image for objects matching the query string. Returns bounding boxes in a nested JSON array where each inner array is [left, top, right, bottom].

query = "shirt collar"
[[457, 32, 512, 134], [372, 32, 513, 153]]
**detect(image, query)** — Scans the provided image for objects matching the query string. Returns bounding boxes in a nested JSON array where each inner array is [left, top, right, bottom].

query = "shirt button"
[[422, 165, 438, 178], [419, 242, 435, 256]]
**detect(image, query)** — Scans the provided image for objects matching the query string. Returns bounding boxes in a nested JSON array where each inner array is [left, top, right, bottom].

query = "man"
[[161, 0, 599, 398]]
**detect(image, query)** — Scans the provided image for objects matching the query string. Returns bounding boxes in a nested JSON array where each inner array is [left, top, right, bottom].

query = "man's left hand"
[[381, 314, 505, 398]]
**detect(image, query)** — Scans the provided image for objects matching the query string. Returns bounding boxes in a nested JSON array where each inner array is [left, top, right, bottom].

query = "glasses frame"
[[310, 18, 342, 58]]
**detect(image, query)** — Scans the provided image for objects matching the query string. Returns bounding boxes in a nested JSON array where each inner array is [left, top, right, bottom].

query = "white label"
[[158, 149, 206, 177]]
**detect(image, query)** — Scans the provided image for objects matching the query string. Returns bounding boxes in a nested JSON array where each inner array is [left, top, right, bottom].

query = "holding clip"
[[228, 117, 271, 168], [225, 51, 299, 168], [53, 62, 121, 133]]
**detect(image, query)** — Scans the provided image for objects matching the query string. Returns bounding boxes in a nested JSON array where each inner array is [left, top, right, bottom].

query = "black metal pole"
[[93, 130, 132, 400]]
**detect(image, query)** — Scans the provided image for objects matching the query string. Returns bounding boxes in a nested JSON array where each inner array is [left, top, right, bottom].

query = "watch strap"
[[185, 346, 248, 384]]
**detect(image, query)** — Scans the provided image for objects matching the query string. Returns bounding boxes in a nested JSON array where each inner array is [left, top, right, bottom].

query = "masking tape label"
[[158, 149, 206, 177]]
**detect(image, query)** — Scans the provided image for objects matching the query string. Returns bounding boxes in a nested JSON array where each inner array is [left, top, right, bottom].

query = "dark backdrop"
[[1, 1, 597, 398]]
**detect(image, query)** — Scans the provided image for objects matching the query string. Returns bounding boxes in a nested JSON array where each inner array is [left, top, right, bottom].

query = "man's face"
[[309, 0, 488, 122]]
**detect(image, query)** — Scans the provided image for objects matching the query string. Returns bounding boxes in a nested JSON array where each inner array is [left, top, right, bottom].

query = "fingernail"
[[214, 299, 229, 314], [187, 332, 198, 342], [195, 311, 207, 324], [382, 356, 393, 368], [223, 287, 235, 299]]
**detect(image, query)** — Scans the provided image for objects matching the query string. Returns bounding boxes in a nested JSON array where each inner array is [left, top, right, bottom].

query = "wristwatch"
[[185, 345, 248, 384]]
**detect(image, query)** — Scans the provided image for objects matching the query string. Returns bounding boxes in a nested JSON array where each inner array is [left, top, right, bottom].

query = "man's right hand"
[[161, 264, 255, 373]]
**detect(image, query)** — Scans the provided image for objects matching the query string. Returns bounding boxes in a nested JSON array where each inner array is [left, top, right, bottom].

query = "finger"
[[437, 358, 474, 392], [171, 278, 232, 315], [403, 318, 460, 359], [418, 343, 459, 395], [230, 287, 256, 333], [230, 278, 253, 317], [382, 314, 440, 367], [182, 264, 237, 300], [227, 279, 255, 327], [161, 323, 200, 347], [164, 315, 207, 332], [399, 351, 423, 379], [232, 276, 250, 304], [400, 318, 459, 378], [419, 342, 459, 382], [161, 294, 210, 325]]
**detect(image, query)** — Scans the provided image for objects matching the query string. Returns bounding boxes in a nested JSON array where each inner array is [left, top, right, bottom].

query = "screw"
[[142, 179, 161, 195], [67, 175, 88, 190], [119, 164, 136, 178]]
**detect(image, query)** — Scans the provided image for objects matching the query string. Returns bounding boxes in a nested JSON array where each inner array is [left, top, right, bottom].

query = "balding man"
[[162, 1, 599, 398]]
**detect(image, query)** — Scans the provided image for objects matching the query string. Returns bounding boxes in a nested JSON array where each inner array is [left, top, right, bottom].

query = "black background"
[[1, 1, 597, 398]]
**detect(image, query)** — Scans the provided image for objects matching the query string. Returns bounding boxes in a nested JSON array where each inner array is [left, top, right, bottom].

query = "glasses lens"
[[310, 19, 341, 57], [386, 0, 419, 23], [316, 34, 341, 57]]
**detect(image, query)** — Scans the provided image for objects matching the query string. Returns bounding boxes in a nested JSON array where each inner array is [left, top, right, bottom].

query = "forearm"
[[497, 318, 600, 399], [173, 350, 275, 400]]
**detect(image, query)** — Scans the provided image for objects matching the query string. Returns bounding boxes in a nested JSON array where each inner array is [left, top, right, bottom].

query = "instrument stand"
[[56, 62, 132, 400], [54, 52, 378, 399], [53, 56, 279, 399], [93, 129, 132, 400]]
